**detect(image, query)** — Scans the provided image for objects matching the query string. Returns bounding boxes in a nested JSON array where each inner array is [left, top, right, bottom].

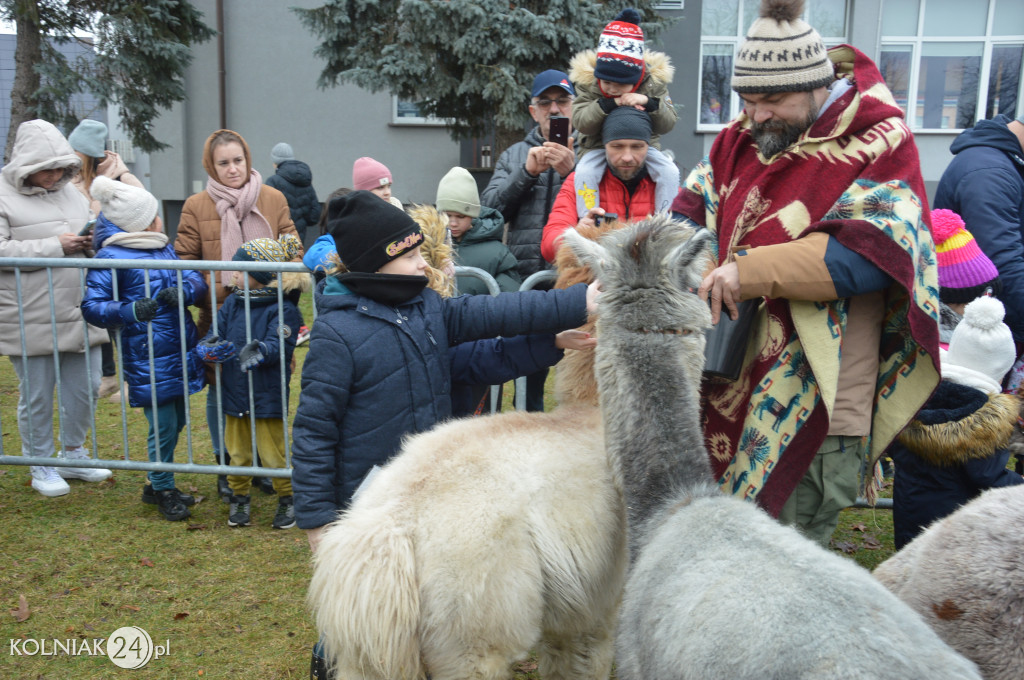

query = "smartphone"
[[548, 116, 570, 147], [595, 212, 618, 226], [78, 219, 96, 237]]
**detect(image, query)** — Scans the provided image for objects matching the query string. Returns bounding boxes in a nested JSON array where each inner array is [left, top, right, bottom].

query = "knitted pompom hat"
[[232, 234, 303, 284], [943, 296, 1016, 394], [594, 8, 646, 85], [931, 208, 1000, 304], [90, 175, 158, 233], [731, 0, 834, 94]]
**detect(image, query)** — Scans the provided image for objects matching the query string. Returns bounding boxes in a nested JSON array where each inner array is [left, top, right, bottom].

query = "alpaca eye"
[[681, 329, 692, 336]]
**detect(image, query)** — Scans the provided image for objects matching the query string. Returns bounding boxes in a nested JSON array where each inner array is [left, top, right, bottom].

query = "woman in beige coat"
[[67, 118, 146, 400], [174, 129, 300, 498], [0, 119, 112, 497]]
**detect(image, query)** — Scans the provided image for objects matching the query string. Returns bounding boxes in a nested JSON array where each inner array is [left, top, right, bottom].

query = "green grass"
[[0, 292, 896, 678]]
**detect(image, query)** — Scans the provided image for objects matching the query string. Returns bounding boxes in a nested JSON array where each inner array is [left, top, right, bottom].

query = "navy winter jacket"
[[291, 278, 589, 529], [448, 333, 563, 417], [265, 160, 320, 240], [891, 380, 1024, 549], [81, 214, 207, 407], [205, 291, 303, 419], [934, 115, 1024, 341]]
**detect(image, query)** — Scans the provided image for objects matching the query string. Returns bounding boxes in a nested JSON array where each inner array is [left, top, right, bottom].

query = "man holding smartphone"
[[481, 69, 578, 412], [541, 107, 661, 263]]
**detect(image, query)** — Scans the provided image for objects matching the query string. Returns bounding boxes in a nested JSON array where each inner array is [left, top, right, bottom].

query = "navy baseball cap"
[[531, 70, 575, 98]]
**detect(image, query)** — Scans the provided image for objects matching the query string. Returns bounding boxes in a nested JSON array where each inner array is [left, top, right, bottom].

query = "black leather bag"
[[703, 298, 760, 381]]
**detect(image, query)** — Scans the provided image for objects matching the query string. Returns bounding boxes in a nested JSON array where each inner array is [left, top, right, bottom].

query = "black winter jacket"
[[481, 127, 576, 280], [265, 160, 320, 240]]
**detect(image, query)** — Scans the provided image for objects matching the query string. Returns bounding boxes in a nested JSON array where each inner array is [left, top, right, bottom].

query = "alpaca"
[[307, 238, 625, 679], [562, 216, 983, 680], [873, 485, 1024, 680]]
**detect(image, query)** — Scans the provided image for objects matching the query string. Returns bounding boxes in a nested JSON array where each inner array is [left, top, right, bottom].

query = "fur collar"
[[569, 48, 674, 88], [898, 380, 1020, 465]]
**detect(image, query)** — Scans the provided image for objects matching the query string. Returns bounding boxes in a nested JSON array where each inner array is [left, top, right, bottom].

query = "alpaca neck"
[[596, 330, 716, 557]]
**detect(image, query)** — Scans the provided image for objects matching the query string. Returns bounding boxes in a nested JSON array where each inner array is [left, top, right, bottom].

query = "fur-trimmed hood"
[[898, 380, 1019, 465], [569, 48, 674, 89], [277, 270, 312, 295], [407, 204, 456, 298]]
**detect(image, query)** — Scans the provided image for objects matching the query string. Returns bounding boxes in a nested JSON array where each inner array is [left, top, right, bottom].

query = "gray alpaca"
[[564, 217, 982, 680]]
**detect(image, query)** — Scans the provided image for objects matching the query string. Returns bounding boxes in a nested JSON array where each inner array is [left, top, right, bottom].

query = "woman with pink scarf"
[[174, 129, 301, 499]]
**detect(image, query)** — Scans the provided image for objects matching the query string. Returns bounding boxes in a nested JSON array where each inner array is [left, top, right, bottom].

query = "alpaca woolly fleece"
[[563, 216, 981, 680], [874, 485, 1024, 680]]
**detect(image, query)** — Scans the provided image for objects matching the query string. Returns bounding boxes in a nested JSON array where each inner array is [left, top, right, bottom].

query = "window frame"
[[880, 0, 1024, 133], [390, 95, 449, 127]]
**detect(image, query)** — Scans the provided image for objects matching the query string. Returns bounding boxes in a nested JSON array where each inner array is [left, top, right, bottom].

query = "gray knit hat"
[[602, 107, 652, 144], [90, 175, 158, 233], [435, 167, 481, 218], [271, 142, 294, 165], [68, 119, 108, 158], [731, 0, 834, 94]]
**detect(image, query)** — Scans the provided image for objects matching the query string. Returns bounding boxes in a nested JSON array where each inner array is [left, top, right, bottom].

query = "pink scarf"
[[206, 169, 273, 286]]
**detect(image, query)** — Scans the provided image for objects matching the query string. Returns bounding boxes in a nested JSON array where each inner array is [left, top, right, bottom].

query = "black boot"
[[217, 474, 232, 502]]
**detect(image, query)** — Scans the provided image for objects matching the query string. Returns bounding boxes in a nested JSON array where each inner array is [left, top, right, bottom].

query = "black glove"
[[156, 286, 183, 307], [238, 341, 268, 372], [123, 298, 158, 323]]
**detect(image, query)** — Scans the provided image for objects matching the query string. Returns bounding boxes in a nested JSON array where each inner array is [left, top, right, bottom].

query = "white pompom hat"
[[90, 175, 158, 233], [942, 296, 1016, 394]]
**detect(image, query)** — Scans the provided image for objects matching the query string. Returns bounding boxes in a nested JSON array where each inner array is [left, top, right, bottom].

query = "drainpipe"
[[217, 0, 226, 129]]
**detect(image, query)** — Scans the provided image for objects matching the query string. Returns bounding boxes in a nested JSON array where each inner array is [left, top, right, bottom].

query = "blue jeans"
[[144, 398, 187, 490]]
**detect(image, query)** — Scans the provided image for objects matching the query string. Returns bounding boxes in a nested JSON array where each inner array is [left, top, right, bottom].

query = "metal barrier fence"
[[0, 256, 890, 509]]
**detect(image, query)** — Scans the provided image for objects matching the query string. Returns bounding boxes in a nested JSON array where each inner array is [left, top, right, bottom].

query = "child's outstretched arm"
[[443, 281, 594, 344]]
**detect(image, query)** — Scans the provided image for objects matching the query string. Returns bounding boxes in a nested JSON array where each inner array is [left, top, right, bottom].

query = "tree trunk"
[[5, 2, 43, 164], [494, 123, 525, 164]]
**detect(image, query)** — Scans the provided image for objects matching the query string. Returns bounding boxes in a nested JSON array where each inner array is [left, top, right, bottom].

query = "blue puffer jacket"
[[81, 214, 207, 407], [206, 290, 303, 419], [265, 160, 320, 240], [449, 333, 563, 417], [934, 115, 1024, 341], [291, 277, 589, 529]]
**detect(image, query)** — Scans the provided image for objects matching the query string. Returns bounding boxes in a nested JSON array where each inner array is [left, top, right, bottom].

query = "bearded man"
[[673, 0, 940, 546]]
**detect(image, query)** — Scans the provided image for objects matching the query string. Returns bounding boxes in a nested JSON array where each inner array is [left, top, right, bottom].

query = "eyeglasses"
[[533, 97, 573, 108]]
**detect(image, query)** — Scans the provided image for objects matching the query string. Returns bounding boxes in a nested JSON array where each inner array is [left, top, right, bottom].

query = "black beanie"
[[327, 190, 423, 273], [602, 106, 652, 145]]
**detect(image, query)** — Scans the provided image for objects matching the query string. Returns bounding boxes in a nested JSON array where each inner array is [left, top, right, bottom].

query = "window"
[[697, 0, 848, 128], [390, 96, 448, 126], [879, 0, 1024, 131]]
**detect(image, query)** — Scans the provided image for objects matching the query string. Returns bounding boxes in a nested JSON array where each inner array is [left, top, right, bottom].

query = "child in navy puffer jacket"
[[197, 235, 308, 530], [291, 191, 597, 550], [81, 176, 208, 522]]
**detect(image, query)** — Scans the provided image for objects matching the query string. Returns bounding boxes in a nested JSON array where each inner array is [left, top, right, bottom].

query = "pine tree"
[[295, 0, 667, 156], [2, 0, 215, 161]]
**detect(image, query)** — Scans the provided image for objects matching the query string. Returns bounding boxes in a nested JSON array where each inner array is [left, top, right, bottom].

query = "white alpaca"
[[563, 217, 983, 680], [874, 485, 1024, 680], [308, 401, 625, 679]]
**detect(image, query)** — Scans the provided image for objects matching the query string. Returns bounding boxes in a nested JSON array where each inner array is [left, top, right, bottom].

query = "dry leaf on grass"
[[851, 523, 867, 532], [140, 557, 156, 567], [10, 594, 29, 622], [121, 605, 141, 612], [186, 524, 208, 531], [174, 612, 189, 620]]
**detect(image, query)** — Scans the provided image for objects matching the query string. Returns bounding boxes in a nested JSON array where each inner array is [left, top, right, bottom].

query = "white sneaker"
[[31, 466, 71, 497], [56, 447, 113, 482]]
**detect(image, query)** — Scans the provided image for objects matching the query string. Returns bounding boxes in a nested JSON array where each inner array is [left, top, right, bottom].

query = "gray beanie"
[[271, 142, 294, 165], [68, 119, 108, 158], [435, 167, 481, 218], [90, 175, 158, 233], [602, 107, 653, 145]]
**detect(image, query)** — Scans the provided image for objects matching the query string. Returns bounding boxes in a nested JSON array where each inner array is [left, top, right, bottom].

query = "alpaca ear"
[[563, 228, 608, 278], [668, 227, 713, 291]]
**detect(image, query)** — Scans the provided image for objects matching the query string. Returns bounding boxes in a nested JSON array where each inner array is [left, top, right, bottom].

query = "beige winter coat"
[[0, 119, 107, 356]]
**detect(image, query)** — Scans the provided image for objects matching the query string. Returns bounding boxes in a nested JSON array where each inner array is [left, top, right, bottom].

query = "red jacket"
[[541, 170, 656, 262]]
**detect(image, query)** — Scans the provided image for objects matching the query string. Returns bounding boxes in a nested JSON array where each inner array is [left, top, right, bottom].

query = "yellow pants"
[[224, 415, 293, 497]]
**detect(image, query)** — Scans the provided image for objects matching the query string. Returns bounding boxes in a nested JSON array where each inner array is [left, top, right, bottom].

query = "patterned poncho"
[[675, 45, 940, 515]]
